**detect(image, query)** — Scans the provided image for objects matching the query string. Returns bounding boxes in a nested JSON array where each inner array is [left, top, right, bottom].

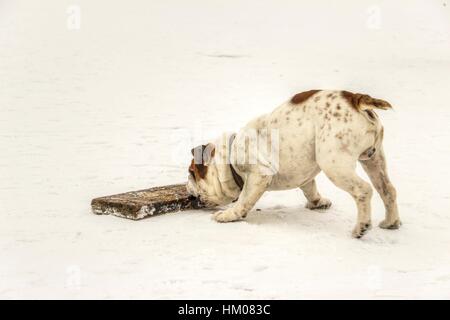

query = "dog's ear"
[[191, 143, 215, 166], [189, 158, 206, 179], [190, 143, 215, 180]]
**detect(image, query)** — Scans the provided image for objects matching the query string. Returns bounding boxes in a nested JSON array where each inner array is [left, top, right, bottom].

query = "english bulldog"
[[187, 90, 401, 238]]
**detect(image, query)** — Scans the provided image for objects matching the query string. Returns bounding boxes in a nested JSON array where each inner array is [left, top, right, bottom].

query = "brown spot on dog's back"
[[291, 90, 321, 104]]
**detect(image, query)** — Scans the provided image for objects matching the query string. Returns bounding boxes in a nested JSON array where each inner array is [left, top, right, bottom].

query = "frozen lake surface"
[[1, 0, 450, 299]]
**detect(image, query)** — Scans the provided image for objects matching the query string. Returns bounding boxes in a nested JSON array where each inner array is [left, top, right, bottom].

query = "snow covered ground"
[[1, 0, 450, 299]]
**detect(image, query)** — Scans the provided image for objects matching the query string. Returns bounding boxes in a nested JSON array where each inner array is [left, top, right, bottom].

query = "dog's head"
[[186, 143, 234, 207]]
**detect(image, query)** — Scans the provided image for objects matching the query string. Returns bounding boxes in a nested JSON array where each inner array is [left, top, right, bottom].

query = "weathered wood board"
[[91, 184, 206, 220]]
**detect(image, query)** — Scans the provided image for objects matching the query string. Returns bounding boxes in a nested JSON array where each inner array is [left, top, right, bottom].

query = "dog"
[[186, 90, 401, 238]]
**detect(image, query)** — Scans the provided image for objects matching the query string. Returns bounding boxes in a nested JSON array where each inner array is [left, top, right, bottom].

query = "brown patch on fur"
[[291, 90, 321, 104], [341, 91, 392, 111], [188, 160, 195, 176], [189, 159, 207, 180], [340, 142, 351, 154], [190, 144, 215, 179]]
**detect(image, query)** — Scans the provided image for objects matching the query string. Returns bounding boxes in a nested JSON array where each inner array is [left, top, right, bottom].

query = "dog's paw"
[[306, 198, 332, 210], [213, 209, 241, 223], [352, 221, 372, 239], [379, 219, 402, 230]]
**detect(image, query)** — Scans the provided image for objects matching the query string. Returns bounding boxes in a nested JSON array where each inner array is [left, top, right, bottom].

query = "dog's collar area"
[[229, 134, 244, 191]]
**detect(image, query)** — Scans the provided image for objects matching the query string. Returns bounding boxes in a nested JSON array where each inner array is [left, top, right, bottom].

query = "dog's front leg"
[[214, 174, 272, 222]]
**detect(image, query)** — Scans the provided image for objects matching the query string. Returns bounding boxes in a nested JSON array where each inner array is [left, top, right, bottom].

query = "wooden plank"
[[91, 184, 206, 220]]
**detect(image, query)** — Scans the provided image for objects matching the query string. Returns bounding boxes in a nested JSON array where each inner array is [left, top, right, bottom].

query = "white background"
[[1, 0, 449, 299]]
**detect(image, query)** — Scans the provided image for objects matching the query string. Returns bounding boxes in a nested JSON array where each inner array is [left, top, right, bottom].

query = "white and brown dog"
[[187, 90, 401, 238]]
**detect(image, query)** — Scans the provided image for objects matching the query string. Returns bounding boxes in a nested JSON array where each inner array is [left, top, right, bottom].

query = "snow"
[[1, 0, 450, 299]]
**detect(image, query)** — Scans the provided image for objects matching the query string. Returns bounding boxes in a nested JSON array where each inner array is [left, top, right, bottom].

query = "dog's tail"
[[342, 91, 392, 112], [341, 90, 392, 124], [340, 91, 391, 161]]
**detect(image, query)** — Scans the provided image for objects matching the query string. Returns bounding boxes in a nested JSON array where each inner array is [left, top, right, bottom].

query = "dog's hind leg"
[[319, 157, 373, 238], [300, 179, 332, 210], [359, 146, 401, 230]]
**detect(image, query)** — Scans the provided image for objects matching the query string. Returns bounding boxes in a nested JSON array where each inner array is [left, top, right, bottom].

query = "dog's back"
[[235, 89, 392, 190]]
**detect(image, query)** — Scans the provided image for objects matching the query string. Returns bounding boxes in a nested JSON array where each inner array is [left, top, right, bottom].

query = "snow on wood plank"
[[91, 184, 206, 220]]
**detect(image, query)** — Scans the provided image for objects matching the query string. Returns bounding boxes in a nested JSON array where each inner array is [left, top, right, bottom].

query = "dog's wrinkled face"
[[186, 143, 230, 207]]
